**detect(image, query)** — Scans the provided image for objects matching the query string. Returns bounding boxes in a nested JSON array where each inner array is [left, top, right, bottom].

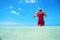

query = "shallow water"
[[0, 26, 60, 40]]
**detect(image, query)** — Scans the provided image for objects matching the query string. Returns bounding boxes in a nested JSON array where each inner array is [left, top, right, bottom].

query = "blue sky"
[[0, 0, 60, 26]]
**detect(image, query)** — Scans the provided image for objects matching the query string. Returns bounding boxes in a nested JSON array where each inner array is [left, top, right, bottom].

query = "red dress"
[[37, 12, 45, 26]]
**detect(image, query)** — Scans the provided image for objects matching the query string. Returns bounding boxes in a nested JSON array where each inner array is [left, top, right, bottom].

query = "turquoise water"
[[0, 26, 60, 40]]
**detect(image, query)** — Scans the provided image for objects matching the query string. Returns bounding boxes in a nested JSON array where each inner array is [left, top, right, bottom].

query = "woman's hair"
[[39, 9, 42, 12]]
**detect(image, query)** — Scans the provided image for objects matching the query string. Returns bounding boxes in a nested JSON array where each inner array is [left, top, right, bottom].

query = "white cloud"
[[18, 8, 22, 10], [31, 0, 36, 3], [25, 0, 30, 3], [0, 22, 27, 26], [11, 11, 16, 13], [25, 0, 36, 3], [10, 11, 19, 15], [18, 8, 24, 11], [0, 22, 19, 25], [9, 6, 13, 9], [5, 6, 13, 10]]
